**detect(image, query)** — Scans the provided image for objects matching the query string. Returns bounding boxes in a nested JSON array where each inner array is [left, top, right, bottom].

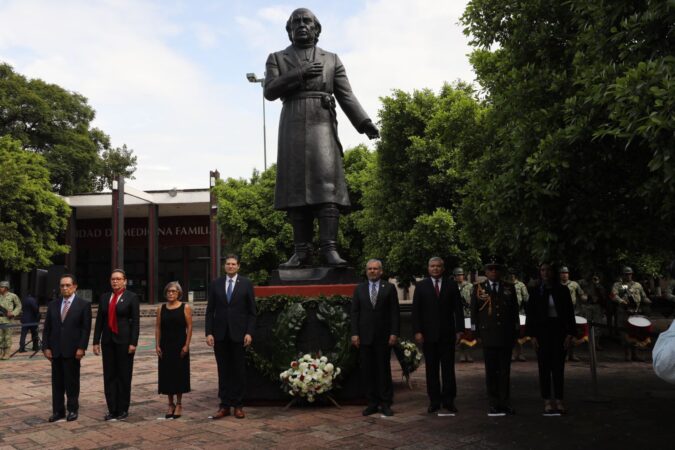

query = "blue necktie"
[[227, 279, 233, 303]]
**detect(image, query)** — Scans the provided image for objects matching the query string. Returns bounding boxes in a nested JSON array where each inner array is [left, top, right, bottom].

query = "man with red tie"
[[93, 269, 140, 421], [412, 257, 465, 415], [42, 274, 92, 422]]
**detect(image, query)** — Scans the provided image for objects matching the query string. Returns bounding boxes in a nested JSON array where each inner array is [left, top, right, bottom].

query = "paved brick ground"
[[1, 316, 673, 449]]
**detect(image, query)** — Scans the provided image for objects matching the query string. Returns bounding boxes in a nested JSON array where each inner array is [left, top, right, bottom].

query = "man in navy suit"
[[412, 256, 464, 415], [42, 274, 92, 422], [92, 269, 140, 421], [205, 255, 257, 419], [351, 259, 400, 416], [19, 293, 40, 352]]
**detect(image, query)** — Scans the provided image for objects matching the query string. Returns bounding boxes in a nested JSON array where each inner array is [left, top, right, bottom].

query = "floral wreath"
[[246, 295, 357, 385]]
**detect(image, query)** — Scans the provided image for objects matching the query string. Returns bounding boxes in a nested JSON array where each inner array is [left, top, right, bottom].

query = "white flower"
[[404, 349, 411, 357], [324, 363, 334, 373]]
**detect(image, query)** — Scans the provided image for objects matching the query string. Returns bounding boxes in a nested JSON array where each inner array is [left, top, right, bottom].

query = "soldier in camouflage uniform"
[[0, 281, 22, 360], [508, 269, 529, 361], [578, 274, 608, 351], [454, 268, 475, 362], [559, 267, 586, 362], [611, 267, 651, 361]]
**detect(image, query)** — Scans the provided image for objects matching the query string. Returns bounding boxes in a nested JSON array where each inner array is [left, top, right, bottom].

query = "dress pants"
[[214, 336, 246, 408], [423, 340, 457, 407], [536, 318, 567, 399], [359, 343, 393, 407], [101, 342, 135, 414], [483, 346, 512, 408], [20, 325, 39, 351], [51, 357, 81, 414]]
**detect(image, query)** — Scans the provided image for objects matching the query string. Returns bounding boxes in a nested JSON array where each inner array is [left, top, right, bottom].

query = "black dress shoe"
[[17, 349, 27, 353], [487, 407, 506, 417], [380, 405, 394, 417], [104, 412, 118, 421], [48, 413, 65, 422], [443, 403, 458, 413], [427, 404, 440, 413], [362, 405, 379, 416], [66, 411, 78, 422], [117, 411, 128, 420]]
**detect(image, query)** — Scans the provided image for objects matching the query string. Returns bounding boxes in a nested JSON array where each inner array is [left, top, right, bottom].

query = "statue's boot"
[[279, 212, 313, 269], [318, 204, 347, 267]]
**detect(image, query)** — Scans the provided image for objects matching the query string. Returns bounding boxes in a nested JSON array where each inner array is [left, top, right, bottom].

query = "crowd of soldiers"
[[451, 265, 675, 363]]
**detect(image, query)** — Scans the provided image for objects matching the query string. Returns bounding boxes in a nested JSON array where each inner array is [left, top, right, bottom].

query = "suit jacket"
[[412, 276, 464, 343], [264, 45, 371, 210], [42, 295, 92, 358], [351, 280, 400, 346], [93, 290, 140, 346], [470, 281, 519, 347], [525, 282, 576, 338], [20, 295, 40, 324], [205, 275, 257, 343]]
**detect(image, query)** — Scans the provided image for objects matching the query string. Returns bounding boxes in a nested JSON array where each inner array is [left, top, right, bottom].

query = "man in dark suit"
[[471, 257, 520, 416], [42, 274, 92, 422], [412, 257, 465, 415], [205, 254, 257, 419], [351, 259, 400, 416], [92, 269, 140, 421], [264, 8, 379, 268], [19, 293, 40, 352]]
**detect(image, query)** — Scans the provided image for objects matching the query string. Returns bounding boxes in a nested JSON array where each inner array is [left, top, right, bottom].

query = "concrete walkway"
[[1, 317, 673, 449]]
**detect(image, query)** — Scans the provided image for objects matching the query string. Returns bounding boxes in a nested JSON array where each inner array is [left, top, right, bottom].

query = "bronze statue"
[[264, 8, 379, 268]]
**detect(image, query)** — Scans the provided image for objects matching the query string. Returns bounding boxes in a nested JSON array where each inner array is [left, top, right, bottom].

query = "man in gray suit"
[[264, 8, 379, 268]]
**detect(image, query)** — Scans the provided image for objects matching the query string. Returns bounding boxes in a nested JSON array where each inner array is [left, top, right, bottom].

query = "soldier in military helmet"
[[508, 268, 529, 362], [470, 256, 519, 416], [611, 266, 651, 361], [454, 268, 475, 363], [0, 281, 22, 360], [559, 267, 586, 362]]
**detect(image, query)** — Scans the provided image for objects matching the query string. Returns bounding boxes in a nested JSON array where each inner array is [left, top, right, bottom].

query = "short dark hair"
[[60, 273, 77, 285], [223, 254, 240, 264], [111, 268, 127, 279]]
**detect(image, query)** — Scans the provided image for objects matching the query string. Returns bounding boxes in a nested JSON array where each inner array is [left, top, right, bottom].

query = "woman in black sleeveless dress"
[[155, 281, 192, 419]]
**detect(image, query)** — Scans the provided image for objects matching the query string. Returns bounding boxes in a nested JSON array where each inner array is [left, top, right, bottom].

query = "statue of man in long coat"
[[264, 8, 379, 268]]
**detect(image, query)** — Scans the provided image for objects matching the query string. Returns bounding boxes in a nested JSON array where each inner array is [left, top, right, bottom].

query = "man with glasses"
[[93, 269, 140, 421], [42, 274, 92, 422]]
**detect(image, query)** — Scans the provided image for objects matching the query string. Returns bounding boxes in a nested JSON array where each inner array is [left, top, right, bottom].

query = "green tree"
[[460, 0, 675, 275], [0, 63, 136, 194], [0, 136, 70, 273], [359, 84, 484, 283]]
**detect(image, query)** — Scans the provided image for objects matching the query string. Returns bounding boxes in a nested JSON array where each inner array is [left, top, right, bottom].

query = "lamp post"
[[246, 72, 267, 171]]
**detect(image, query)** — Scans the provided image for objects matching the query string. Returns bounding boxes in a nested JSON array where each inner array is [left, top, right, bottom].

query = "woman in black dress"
[[155, 281, 192, 419], [525, 263, 576, 415]]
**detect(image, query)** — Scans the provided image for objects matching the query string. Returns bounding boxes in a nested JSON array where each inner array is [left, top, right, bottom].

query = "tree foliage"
[[359, 84, 484, 283], [460, 0, 675, 276], [0, 136, 70, 272], [0, 63, 136, 195]]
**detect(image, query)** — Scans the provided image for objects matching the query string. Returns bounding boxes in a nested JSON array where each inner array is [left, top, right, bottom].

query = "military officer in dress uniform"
[[559, 267, 586, 362], [454, 268, 475, 363], [611, 267, 651, 361], [470, 257, 519, 416]]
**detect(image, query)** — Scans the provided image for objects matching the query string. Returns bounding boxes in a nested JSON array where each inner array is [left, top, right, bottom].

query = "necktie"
[[492, 282, 498, 294], [61, 299, 70, 321], [227, 279, 234, 303], [108, 290, 123, 334], [370, 283, 377, 307], [434, 279, 440, 297]]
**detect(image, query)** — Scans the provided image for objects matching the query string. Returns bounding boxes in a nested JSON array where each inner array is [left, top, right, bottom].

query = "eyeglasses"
[[166, 289, 179, 293], [60, 284, 73, 287], [110, 277, 125, 281]]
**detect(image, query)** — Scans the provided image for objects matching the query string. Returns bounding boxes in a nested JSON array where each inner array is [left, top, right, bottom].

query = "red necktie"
[[108, 289, 124, 334], [434, 279, 440, 297]]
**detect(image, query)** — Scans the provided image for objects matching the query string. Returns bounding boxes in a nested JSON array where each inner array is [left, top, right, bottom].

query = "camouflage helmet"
[[0, 281, 9, 288], [453, 267, 464, 276], [559, 266, 570, 274], [622, 266, 634, 274]]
